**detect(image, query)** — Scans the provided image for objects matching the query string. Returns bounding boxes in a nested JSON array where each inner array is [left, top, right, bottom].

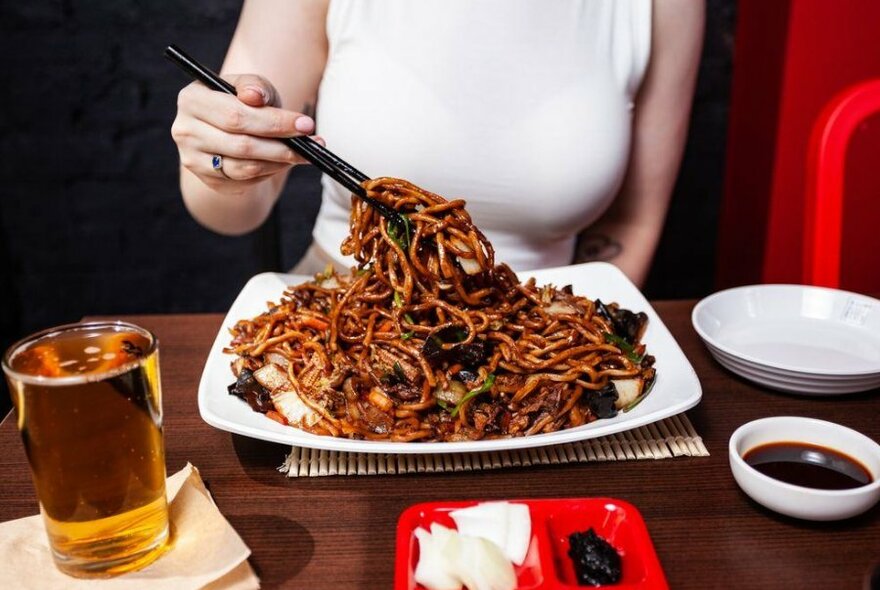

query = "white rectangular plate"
[[198, 262, 702, 454]]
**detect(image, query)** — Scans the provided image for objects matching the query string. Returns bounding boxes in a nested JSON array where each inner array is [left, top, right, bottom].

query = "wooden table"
[[2, 303, 879, 589]]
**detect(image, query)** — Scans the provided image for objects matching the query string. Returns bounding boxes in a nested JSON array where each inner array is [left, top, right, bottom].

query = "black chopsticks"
[[164, 44, 401, 223]]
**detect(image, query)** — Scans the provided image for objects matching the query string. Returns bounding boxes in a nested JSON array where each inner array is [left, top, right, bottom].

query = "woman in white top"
[[172, 0, 704, 287]]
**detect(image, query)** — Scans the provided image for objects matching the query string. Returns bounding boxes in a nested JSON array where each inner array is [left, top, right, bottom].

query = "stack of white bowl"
[[692, 285, 880, 395]]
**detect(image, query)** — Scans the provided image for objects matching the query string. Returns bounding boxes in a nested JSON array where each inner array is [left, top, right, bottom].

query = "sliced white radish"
[[450, 237, 485, 275], [414, 520, 520, 590], [456, 535, 517, 590], [414, 526, 461, 590], [430, 523, 463, 569], [612, 378, 644, 409], [450, 501, 531, 566], [449, 502, 509, 559], [456, 256, 483, 275], [504, 503, 531, 566]]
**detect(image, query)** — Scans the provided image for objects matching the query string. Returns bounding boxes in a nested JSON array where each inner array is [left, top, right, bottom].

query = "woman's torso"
[[306, 0, 651, 274]]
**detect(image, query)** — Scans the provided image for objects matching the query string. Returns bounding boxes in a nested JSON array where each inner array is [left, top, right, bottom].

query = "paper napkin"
[[0, 463, 259, 590]]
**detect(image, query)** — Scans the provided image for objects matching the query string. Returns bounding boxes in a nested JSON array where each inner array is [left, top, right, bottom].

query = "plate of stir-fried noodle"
[[197, 178, 701, 453]]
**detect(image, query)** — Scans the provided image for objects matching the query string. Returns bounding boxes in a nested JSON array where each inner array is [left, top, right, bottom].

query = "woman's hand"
[[174, 0, 328, 235], [171, 74, 319, 192]]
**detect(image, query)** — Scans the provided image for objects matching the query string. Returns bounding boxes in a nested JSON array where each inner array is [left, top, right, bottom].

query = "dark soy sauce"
[[743, 442, 873, 490]]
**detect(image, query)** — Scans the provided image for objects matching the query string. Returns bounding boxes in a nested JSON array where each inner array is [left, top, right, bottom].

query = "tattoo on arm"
[[302, 101, 316, 119], [575, 233, 622, 263]]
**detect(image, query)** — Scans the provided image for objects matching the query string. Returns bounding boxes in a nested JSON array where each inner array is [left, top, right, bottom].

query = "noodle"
[[225, 177, 656, 442]]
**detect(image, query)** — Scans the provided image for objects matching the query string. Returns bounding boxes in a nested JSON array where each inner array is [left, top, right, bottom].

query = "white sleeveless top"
[[311, 0, 651, 272]]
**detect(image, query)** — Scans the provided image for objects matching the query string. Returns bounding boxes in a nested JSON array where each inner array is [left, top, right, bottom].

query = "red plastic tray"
[[394, 498, 668, 590]]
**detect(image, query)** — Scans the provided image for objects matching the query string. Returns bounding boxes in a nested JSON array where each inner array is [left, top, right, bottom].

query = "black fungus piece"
[[595, 300, 648, 345], [421, 327, 489, 369], [612, 308, 649, 345], [435, 326, 468, 343], [585, 383, 618, 419], [449, 340, 489, 369], [421, 336, 446, 368], [594, 299, 615, 325], [227, 369, 273, 413], [561, 284, 574, 295], [246, 389, 274, 414], [421, 326, 467, 367], [455, 369, 479, 384], [568, 528, 622, 586]]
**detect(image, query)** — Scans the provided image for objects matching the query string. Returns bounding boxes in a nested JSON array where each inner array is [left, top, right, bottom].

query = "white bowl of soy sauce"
[[729, 416, 880, 521]]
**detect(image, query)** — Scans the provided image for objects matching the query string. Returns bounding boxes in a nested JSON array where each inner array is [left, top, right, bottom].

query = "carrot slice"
[[375, 320, 394, 333], [266, 410, 289, 425]]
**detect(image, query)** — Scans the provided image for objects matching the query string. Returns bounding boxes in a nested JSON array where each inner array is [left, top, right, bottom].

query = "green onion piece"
[[451, 374, 496, 418], [436, 398, 451, 411], [622, 393, 647, 413], [393, 291, 415, 324], [401, 331, 414, 340], [603, 332, 630, 349], [401, 214, 412, 247], [387, 214, 411, 251], [387, 221, 402, 249], [603, 332, 644, 363], [623, 376, 656, 413]]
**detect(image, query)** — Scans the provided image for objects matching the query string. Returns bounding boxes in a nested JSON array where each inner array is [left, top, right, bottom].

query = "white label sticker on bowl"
[[841, 299, 872, 326]]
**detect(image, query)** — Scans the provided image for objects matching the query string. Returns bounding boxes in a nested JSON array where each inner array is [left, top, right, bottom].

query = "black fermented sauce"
[[568, 528, 622, 586], [743, 441, 872, 490]]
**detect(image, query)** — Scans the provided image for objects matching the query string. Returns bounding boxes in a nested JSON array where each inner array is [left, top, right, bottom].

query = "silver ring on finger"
[[211, 154, 231, 179]]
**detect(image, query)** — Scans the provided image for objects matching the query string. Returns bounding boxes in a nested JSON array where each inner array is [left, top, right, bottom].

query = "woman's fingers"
[[210, 156, 290, 182], [175, 121, 326, 183], [186, 118, 308, 165], [218, 136, 326, 178], [227, 73, 279, 108], [181, 82, 315, 138], [172, 74, 326, 187]]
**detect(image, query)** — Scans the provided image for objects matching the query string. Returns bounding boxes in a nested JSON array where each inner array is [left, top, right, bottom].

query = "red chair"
[[803, 79, 880, 288]]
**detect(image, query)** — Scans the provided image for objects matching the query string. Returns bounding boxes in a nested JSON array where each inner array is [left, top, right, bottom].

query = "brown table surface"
[[2, 303, 879, 589]]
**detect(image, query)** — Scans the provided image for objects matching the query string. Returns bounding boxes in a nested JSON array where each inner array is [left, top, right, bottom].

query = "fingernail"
[[312, 135, 325, 146], [244, 85, 268, 104], [295, 116, 315, 133]]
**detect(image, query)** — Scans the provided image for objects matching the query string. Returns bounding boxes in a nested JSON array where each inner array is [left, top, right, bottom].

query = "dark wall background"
[[0, 1, 736, 414]]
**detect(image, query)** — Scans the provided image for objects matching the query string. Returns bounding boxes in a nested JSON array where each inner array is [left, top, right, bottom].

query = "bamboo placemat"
[[280, 413, 707, 477]]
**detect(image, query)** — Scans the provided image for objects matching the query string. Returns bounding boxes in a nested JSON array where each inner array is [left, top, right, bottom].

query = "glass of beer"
[[2, 321, 170, 577]]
